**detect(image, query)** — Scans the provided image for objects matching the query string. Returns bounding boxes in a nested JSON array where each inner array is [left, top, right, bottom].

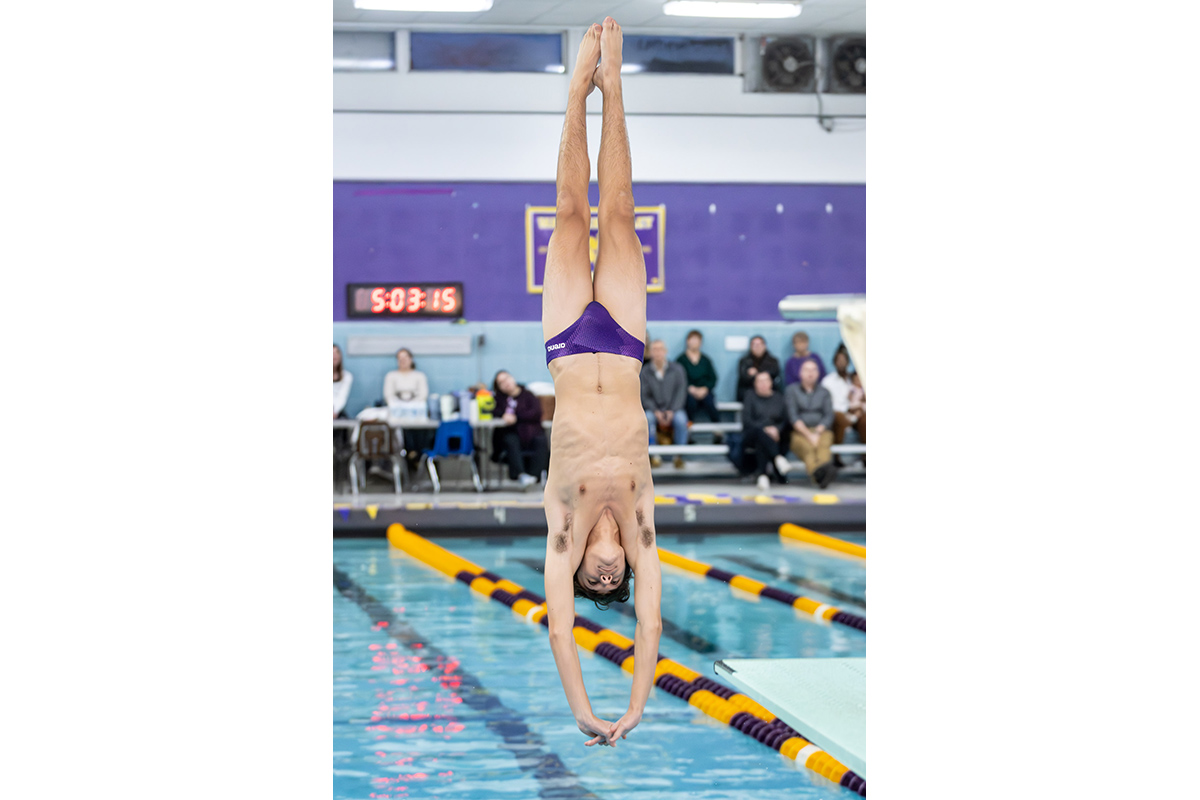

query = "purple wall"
[[333, 181, 864, 322]]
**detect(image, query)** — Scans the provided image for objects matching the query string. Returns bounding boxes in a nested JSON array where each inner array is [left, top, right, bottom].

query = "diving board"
[[714, 657, 865, 778]]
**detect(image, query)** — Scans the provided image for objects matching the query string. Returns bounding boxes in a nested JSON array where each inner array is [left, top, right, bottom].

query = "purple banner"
[[333, 181, 864, 321], [524, 206, 665, 294]]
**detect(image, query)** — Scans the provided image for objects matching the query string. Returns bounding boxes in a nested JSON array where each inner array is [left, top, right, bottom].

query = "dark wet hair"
[[686, 329, 703, 342], [573, 563, 634, 611], [333, 343, 343, 382]]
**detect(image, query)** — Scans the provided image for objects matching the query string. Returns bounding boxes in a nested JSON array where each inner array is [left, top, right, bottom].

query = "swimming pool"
[[334, 531, 866, 799]]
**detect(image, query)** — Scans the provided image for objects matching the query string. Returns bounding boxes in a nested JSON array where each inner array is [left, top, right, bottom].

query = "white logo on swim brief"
[[547, 343, 566, 351]]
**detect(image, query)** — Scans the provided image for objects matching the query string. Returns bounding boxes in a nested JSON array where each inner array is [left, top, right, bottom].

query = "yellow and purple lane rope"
[[386, 524, 867, 797], [779, 523, 866, 559], [656, 547, 866, 633]]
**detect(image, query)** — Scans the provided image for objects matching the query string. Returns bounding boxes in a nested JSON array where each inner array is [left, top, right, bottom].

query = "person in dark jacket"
[[676, 329, 719, 424], [742, 370, 793, 493], [736, 335, 781, 401], [641, 339, 689, 467], [784, 359, 836, 488], [492, 370, 548, 489]]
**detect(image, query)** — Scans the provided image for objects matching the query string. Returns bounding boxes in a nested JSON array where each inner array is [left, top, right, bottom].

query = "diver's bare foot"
[[592, 16, 623, 94], [571, 23, 602, 96]]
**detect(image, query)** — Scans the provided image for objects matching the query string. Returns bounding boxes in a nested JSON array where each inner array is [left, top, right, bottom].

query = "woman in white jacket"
[[382, 348, 428, 405], [333, 344, 353, 418], [382, 347, 433, 467], [333, 344, 354, 489]]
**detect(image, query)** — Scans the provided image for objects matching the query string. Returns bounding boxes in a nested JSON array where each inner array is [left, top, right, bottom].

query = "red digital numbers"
[[356, 284, 460, 317]]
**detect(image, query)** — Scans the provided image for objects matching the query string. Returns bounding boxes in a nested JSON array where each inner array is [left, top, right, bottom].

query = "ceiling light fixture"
[[333, 58, 396, 71], [353, 0, 494, 12], [663, 1, 801, 19]]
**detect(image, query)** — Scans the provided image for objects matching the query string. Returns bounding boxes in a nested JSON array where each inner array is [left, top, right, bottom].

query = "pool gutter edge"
[[333, 499, 865, 537]]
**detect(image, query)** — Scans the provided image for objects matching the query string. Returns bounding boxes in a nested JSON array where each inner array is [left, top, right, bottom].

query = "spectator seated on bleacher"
[[785, 359, 837, 489], [848, 372, 865, 464], [821, 344, 866, 465], [783, 330, 827, 386], [383, 347, 433, 469], [333, 344, 354, 489], [742, 370, 793, 493], [676, 329, 720, 425], [736, 335, 782, 401], [491, 370, 548, 490], [641, 339, 689, 469], [333, 344, 353, 420]]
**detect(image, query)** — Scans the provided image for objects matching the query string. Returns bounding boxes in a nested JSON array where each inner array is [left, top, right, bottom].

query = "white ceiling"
[[333, 0, 865, 36]]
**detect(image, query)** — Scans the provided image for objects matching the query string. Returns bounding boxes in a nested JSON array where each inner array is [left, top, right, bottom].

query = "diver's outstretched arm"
[[544, 514, 615, 746], [609, 506, 662, 743]]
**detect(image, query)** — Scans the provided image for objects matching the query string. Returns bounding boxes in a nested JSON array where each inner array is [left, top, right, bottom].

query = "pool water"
[[334, 532, 866, 800]]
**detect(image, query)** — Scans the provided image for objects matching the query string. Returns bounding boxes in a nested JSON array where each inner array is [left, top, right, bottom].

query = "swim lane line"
[[386, 523, 866, 797], [779, 523, 866, 559], [656, 546, 866, 633]]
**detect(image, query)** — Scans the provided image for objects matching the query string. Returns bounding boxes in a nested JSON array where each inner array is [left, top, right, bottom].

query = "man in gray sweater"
[[641, 339, 689, 467], [784, 359, 837, 488]]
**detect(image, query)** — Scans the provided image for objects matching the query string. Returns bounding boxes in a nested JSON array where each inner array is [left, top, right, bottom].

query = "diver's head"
[[573, 509, 633, 610]]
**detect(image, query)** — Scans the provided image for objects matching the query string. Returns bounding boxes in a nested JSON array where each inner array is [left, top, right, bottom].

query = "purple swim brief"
[[545, 301, 645, 365]]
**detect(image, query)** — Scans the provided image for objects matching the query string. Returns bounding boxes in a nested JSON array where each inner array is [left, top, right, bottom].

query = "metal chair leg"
[[428, 458, 440, 494], [392, 458, 402, 495], [470, 457, 483, 493], [349, 457, 360, 498]]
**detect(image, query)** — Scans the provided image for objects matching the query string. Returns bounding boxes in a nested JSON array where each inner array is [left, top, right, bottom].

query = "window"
[[409, 32, 564, 73], [333, 31, 396, 72], [622, 35, 735, 74]]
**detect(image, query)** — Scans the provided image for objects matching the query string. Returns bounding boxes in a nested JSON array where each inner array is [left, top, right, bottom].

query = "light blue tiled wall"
[[333, 319, 847, 418]]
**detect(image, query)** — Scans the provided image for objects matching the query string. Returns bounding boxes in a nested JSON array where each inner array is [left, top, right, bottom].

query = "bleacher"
[[541, 400, 865, 473], [645, 401, 865, 471]]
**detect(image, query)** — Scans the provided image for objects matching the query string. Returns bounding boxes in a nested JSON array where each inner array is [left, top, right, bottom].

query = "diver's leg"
[[590, 17, 647, 346], [543, 24, 603, 342]]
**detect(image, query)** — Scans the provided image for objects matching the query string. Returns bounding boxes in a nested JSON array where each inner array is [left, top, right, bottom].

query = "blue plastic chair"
[[417, 419, 482, 493]]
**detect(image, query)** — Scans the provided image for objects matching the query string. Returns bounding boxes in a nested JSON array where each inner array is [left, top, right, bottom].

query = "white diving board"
[[715, 657, 866, 778]]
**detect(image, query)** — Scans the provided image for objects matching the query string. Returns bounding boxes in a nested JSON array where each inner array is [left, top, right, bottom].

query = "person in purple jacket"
[[783, 331, 827, 387], [492, 371, 549, 490]]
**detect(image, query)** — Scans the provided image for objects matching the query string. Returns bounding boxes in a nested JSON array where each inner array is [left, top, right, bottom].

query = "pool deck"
[[334, 460, 866, 536]]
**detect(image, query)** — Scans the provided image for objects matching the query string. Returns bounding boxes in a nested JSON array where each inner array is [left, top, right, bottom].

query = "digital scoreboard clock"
[[346, 283, 464, 319]]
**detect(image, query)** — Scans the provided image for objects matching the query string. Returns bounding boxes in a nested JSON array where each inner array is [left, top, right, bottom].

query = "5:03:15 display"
[[371, 286, 457, 314], [346, 283, 464, 318]]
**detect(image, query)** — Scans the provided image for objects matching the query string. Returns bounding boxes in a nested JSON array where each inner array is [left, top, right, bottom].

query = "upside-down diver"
[[540, 16, 664, 749]]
